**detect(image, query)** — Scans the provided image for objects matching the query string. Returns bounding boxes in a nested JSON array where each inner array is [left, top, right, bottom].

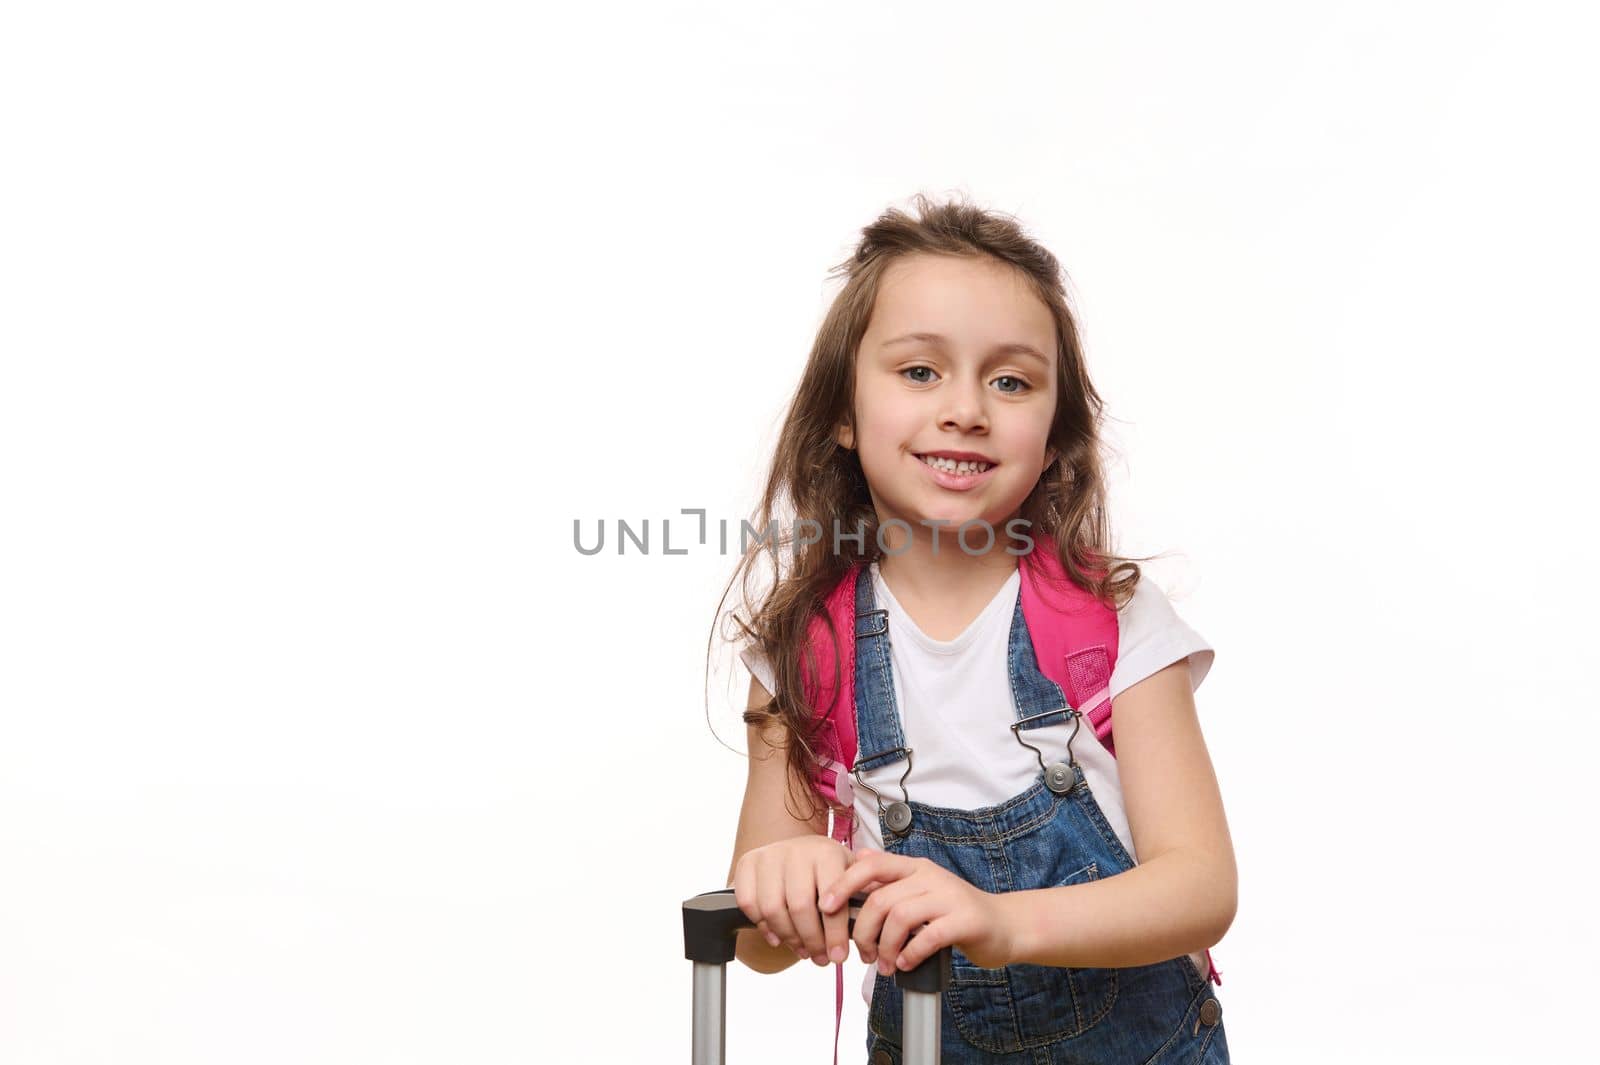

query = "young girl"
[[720, 194, 1234, 1064]]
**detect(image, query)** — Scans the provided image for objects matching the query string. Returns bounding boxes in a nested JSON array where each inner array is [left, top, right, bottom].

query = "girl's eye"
[[900, 367, 1031, 392]]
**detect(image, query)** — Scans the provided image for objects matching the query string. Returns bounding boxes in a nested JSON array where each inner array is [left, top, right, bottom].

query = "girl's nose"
[[939, 380, 989, 432]]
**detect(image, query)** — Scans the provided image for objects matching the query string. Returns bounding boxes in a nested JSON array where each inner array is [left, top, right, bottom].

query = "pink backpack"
[[797, 532, 1221, 988]]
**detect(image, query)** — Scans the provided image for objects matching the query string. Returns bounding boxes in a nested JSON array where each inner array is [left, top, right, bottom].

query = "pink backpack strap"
[[800, 563, 864, 838], [796, 564, 864, 1065], [1018, 534, 1120, 752]]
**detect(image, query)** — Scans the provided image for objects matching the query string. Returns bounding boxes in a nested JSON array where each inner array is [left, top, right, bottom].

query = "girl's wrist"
[[993, 890, 1035, 968]]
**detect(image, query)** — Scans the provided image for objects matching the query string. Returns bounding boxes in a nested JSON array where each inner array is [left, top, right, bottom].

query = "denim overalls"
[[848, 566, 1230, 1065]]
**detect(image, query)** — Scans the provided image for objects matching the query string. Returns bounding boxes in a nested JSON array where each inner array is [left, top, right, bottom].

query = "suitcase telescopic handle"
[[682, 888, 953, 993]]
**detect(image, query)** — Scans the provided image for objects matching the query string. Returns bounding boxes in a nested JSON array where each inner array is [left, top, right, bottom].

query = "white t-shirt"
[[738, 561, 1216, 1003]]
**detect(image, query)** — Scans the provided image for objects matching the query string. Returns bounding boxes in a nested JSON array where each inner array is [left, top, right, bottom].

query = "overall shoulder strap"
[[1019, 534, 1123, 755]]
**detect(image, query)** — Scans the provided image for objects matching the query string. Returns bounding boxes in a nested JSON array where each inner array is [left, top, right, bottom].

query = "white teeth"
[[918, 454, 992, 474]]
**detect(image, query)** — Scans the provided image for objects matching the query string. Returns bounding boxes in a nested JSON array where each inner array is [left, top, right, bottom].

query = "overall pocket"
[[944, 860, 1119, 1054]]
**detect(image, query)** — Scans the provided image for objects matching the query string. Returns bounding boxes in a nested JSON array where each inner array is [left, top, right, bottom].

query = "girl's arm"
[[725, 676, 833, 974], [999, 659, 1238, 968]]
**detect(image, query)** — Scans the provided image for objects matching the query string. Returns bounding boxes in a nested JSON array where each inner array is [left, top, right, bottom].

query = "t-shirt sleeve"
[[740, 640, 779, 700], [730, 572, 782, 699], [1108, 576, 1215, 699]]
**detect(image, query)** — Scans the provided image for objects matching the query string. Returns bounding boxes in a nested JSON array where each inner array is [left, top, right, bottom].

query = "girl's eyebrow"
[[881, 331, 1049, 365]]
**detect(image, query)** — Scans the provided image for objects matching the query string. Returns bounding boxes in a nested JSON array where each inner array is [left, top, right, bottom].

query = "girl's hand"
[[819, 851, 1017, 973], [731, 835, 856, 966]]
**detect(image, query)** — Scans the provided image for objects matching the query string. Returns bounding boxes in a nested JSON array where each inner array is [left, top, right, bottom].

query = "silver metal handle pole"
[[902, 989, 941, 1064], [690, 961, 726, 1065]]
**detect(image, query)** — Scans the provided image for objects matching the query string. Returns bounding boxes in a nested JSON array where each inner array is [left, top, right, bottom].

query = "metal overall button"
[[853, 747, 916, 838], [1189, 995, 1223, 1036], [1011, 705, 1082, 795], [870, 1049, 893, 1065], [1044, 762, 1075, 794]]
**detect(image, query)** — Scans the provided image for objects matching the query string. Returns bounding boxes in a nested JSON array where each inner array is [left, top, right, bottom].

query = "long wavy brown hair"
[[710, 192, 1158, 826]]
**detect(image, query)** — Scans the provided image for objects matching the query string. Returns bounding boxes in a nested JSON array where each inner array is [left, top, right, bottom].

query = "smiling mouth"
[[914, 453, 996, 476]]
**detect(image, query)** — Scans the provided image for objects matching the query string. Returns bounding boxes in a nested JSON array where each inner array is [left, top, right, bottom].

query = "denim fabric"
[[850, 566, 1229, 1065]]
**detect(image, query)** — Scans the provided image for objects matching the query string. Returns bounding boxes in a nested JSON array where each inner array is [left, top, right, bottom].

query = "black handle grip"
[[682, 888, 953, 993]]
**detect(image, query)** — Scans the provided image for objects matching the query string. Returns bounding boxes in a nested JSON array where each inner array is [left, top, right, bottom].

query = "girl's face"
[[839, 252, 1059, 546]]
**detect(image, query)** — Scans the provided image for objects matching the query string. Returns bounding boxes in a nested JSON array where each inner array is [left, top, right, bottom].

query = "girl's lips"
[[914, 453, 999, 492]]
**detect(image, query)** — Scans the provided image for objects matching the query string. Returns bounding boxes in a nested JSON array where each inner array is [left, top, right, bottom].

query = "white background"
[[3, 2, 1596, 1062]]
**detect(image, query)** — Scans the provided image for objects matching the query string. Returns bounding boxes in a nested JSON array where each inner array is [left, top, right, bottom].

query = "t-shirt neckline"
[[869, 560, 1020, 656]]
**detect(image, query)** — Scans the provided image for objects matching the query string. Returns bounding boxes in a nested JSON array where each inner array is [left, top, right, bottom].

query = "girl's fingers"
[[852, 879, 927, 965], [823, 852, 909, 909], [820, 856, 873, 909], [732, 858, 753, 922], [817, 857, 852, 964], [736, 859, 789, 950], [757, 852, 800, 952], [875, 894, 937, 975], [733, 860, 778, 947], [894, 914, 952, 972], [784, 861, 826, 961], [850, 899, 882, 962], [836, 878, 889, 915], [825, 850, 902, 908]]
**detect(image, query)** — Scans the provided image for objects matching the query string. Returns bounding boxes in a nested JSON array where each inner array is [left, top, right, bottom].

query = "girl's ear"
[[1044, 446, 1058, 469], [835, 421, 855, 450]]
